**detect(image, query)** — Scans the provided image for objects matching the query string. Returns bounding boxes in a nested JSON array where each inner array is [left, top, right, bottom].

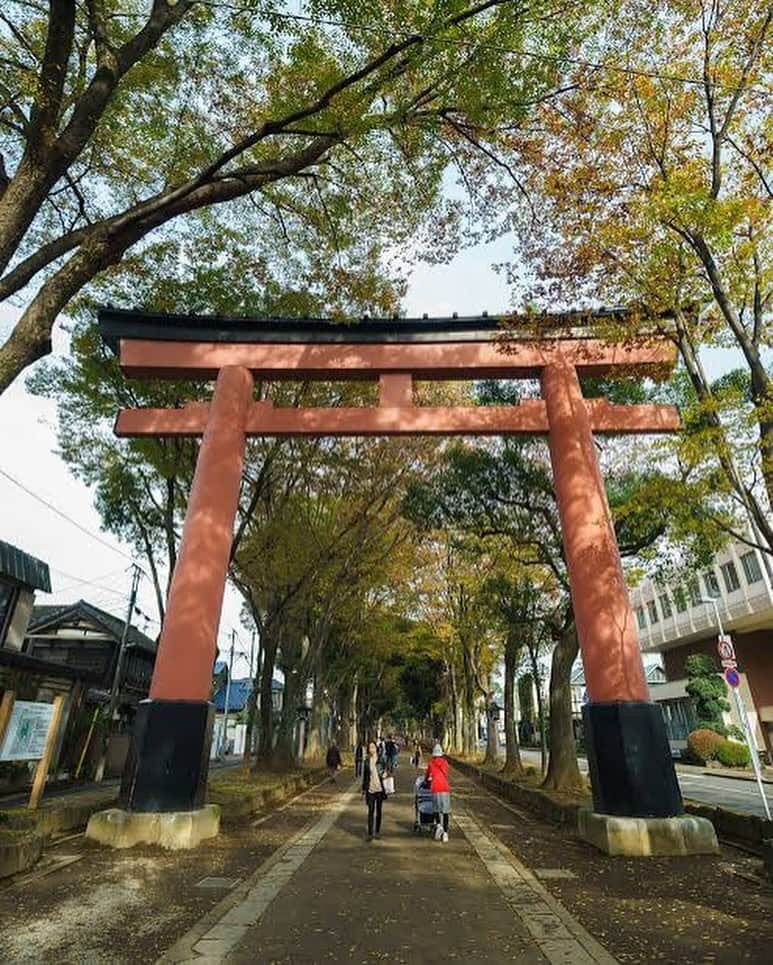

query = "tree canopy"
[[0, 0, 580, 390]]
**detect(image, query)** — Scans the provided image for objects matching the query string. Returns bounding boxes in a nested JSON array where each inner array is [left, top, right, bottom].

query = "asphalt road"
[[518, 747, 773, 819]]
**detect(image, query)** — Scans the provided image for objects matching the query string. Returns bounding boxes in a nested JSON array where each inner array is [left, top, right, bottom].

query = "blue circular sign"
[[724, 668, 740, 688]]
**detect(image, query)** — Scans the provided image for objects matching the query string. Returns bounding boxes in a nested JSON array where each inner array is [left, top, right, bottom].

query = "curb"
[[451, 757, 773, 853], [699, 768, 773, 786]]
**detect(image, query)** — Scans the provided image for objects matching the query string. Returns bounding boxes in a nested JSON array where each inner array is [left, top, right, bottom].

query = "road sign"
[[724, 667, 740, 689], [717, 636, 736, 663]]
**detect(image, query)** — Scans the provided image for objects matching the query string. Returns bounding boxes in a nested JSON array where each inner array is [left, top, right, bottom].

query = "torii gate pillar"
[[542, 358, 682, 821]]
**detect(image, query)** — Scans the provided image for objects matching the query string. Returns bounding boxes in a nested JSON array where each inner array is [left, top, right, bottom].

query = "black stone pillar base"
[[583, 701, 683, 818], [119, 699, 214, 813]]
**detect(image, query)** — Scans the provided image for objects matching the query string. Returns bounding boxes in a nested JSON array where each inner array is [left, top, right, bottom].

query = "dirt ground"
[[0, 778, 338, 964], [1, 768, 771, 964], [450, 769, 773, 964]]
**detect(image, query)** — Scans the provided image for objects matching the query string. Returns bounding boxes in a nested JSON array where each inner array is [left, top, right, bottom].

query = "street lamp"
[[699, 598, 771, 820]]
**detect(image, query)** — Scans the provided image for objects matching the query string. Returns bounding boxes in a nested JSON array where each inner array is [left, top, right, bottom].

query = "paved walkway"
[[162, 775, 614, 964]]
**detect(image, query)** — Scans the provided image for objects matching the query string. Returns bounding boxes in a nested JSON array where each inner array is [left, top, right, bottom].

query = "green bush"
[[715, 739, 751, 768], [686, 728, 724, 764]]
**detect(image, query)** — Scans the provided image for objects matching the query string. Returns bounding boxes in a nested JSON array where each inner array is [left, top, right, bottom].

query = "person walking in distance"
[[354, 741, 364, 778], [412, 740, 423, 771], [362, 740, 387, 842], [326, 743, 342, 783], [385, 733, 399, 773], [426, 743, 451, 842]]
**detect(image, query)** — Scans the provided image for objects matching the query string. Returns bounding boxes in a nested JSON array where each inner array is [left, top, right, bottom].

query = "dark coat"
[[361, 753, 386, 796], [326, 746, 342, 768]]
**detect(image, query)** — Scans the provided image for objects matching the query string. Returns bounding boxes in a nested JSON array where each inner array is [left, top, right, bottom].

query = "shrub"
[[686, 728, 724, 764], [685, 654, 730, 734], [715, 739, 751, 768]]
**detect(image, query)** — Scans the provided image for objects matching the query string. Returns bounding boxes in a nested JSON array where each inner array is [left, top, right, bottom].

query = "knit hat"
[[431, 744, 443, 757]]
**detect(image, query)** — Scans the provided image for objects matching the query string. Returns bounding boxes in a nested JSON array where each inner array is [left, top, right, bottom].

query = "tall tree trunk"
[[272, 661, 302, 769], [501, 636, 524, 779], [243, 636, 262, 759], [526, 644, 547, 775], [542, 626, 583, 791], [303, 671, 325, 763], [336, 683, 353, 751], [483, 701, 500, 766], [254, 625, 279, 766], [462, 641, 477, 755]]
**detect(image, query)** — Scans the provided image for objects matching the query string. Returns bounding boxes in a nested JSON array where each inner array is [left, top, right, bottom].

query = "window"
[[636, 606, 647, 630], [740, 551, 763, 585], [720, 561, 741, 593], [659, 594, 673, 619], [688, 579, 702, 606], [673, 586, 688, 613], [647, 600, 659, 624], [703, 569, 721, 599]]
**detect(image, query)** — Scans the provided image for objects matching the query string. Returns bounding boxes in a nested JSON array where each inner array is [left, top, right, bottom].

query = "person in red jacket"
[[425, 743, 451, 842]]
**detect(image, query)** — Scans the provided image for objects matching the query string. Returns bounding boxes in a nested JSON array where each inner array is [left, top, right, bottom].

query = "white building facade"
[[629, 540, 773, 759]]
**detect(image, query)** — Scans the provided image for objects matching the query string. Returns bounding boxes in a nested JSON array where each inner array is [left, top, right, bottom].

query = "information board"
[[0, 700, 56, 761]]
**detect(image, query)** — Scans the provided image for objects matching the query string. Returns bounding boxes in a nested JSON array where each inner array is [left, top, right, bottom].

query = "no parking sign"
[[724, 667, 740, 689]]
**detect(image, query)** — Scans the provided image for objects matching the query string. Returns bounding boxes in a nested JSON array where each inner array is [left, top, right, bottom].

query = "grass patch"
[[460, 755, 593, 809], [208, 763, 318, 795]]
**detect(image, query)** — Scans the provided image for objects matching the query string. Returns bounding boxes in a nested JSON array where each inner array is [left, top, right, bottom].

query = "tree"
[[501, 0, 773, 550], [685, 653, 730, 733], [0, 0, 581, 391]]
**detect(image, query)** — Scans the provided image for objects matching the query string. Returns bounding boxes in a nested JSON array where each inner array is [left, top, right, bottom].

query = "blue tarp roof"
[[213, 676, 283, 712], [214, 678, 252, 712]]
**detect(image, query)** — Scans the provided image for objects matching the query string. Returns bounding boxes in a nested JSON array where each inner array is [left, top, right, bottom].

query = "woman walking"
[[426, 743, 451, 842], [361, 740, 387, 842]]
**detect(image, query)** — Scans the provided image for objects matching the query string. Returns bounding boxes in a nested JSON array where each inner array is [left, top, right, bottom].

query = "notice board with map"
[[0, 700, 56, 761]]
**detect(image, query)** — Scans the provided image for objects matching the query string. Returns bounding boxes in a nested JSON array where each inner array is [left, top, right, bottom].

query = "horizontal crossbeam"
[[118, 338, 676, 380], [115, 399, 679, 438]]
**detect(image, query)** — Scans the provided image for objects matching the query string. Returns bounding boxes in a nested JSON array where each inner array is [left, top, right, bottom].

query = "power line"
[[50, 565, 131, 597], [0, 467, 143, 567], [209, 5, 770, 97]]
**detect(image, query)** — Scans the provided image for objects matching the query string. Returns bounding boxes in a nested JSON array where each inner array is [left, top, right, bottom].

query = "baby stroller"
[[413, 775, 436, 833]]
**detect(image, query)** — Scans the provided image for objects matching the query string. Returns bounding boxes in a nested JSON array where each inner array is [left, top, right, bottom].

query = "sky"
[[0, 240, 743, 680]]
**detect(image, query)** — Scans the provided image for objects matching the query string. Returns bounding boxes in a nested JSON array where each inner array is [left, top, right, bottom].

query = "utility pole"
[[221, 629, 236, 758], [244, 629, 256, 758], [95, 564, 142, 782]]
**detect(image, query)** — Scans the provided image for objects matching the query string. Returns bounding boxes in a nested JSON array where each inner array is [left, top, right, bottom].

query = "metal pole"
[[244, 629, 256, 758], [221, 630, 235, 757], [701, 598, 771, 820], [95, 564, 142, 782], [731, 685, 771, 820]]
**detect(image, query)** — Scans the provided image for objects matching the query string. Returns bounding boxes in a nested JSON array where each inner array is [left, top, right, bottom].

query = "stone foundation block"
[[578, 808, 719, 857], [85, 804, 220, 850], [0, 832, 43, 879]]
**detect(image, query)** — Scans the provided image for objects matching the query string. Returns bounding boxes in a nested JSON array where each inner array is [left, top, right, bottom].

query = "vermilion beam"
[[114, 399, 679, 438], [118, 337, 676, 380]]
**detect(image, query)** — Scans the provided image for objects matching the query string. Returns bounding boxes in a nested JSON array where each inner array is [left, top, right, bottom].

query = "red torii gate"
[[92, 309, 714, 855]]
